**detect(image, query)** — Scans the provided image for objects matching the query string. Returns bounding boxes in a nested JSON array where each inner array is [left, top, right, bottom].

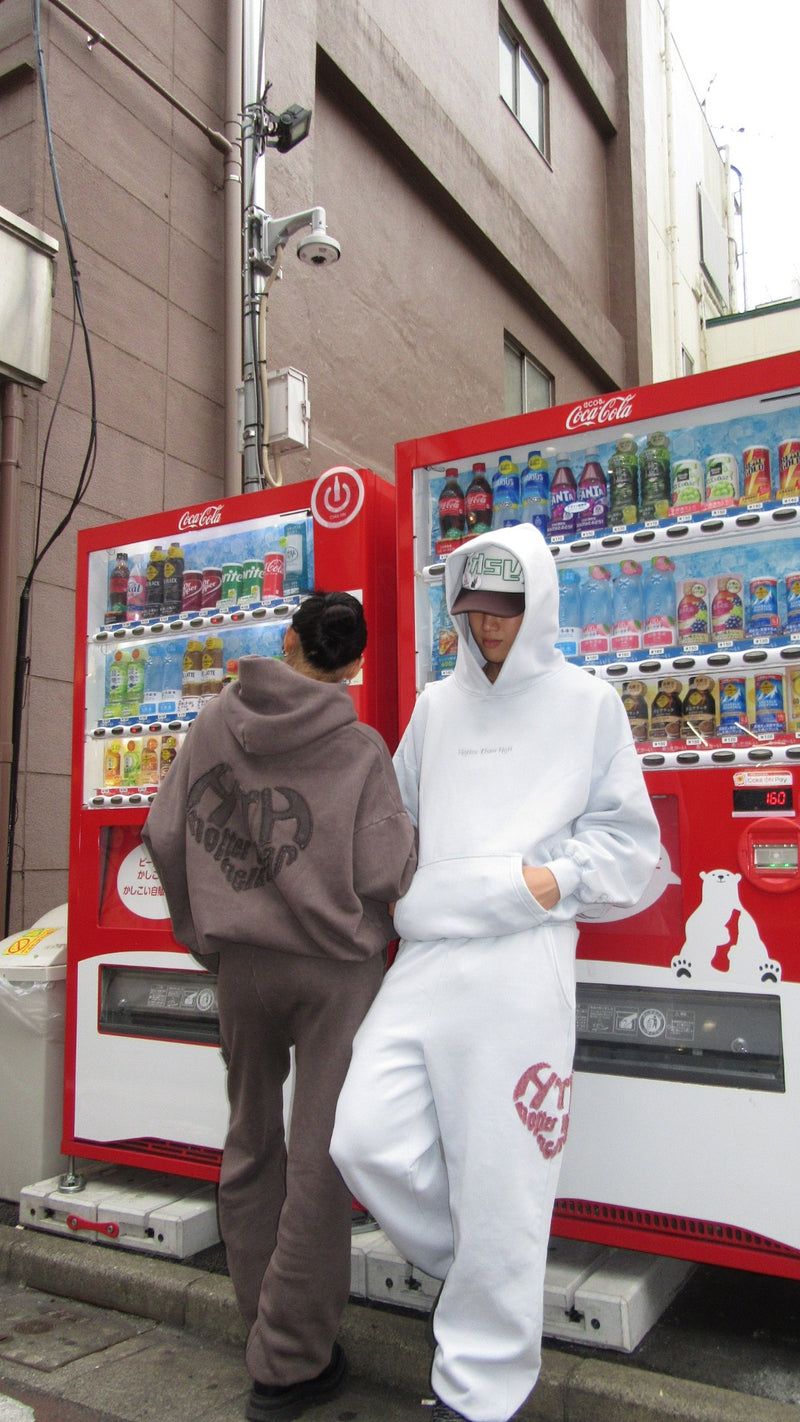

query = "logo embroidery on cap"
[[513, 1062, 571, 1160], [462, 550, 523, 590]]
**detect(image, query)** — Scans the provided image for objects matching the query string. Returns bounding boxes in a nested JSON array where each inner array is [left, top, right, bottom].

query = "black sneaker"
[[431, 1402, 469, 1421], [245, 1342, 347, 1421]]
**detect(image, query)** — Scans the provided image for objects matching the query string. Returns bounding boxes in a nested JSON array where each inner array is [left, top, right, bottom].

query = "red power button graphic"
[[311, 467, 365, 529]]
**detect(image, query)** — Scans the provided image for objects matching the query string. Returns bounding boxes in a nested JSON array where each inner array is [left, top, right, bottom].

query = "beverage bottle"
[[105, 551, 129, 626], [491, 456, 520, 529], [106, 648, 131, 715], [677, 579, 710, 643], [182, 638, 205, 705], [620, 680, 649, 742], [142, 640, 164, 714], [140, 734, 160, 786], [680, 675, 717, 740], [122, 735, 142, 789], [548, 456, 578, 538], [125, 557, 147, 623], [437, 469, 466, 541], [639, 432, 671, 521], [201, 636, 225, 700], [643, 555, 677, 648], [554, 569, 581, 656], [102, 737, 123, 790], [161, 542, 185, 618], [577, 449, 608, 535], [521, 450, 550, 535], [611, 559, 643, 653], [145, 545, 167, 616], [710, 575, 745, 641], [607, 436, 639, 527], [650, 677, 683, 740], [160, 638, 184, 716], [124, 645, 148, 718], [465, 462, 493, 535], [579, 564, 613, 655]]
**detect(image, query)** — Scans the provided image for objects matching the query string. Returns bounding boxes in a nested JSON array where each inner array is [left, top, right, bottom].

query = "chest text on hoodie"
[[186, 762, 313, 886]]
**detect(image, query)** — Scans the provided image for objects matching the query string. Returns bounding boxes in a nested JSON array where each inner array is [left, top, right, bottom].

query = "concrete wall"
[[0, 0, 651, 928], [706, 302, 800, 370]]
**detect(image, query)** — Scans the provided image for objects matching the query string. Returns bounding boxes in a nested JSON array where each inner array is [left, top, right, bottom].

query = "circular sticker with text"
[[311, 467, 365, 528]]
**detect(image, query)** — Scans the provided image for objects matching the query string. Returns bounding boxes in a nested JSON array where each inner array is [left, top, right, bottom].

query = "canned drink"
[[786, 572, 800, 632], [710, 575, 745, 640], [181, 569, 203, 614], [671, 460, 705, 513], [283, 522, 309, 594], [262, 551, 285, 599], [788, 670, 800, 733], [221, 562, 243, 609], [200, 567, 222, 611], [240, 556, 263, 608], [778, 440, 800, 496], [742, 446, 772, 502], [748, 577, 780, 635], [718, 677, 748, 734], [705, 453, 740, 508], [754, 672, 786, 734]]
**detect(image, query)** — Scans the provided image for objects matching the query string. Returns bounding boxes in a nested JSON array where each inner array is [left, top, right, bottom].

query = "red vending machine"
[[395, 351, 800, 1278], [64, 468, 397, 1180]]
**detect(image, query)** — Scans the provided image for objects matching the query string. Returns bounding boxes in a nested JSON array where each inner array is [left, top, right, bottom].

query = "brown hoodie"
[[141, 655, 417, 962]]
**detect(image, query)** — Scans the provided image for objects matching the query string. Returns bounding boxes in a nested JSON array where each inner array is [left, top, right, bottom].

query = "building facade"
[[0, 0, 652, 929]]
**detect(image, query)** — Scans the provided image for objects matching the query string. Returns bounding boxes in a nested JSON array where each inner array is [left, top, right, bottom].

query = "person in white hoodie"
[[331, 524, 660, 1422]]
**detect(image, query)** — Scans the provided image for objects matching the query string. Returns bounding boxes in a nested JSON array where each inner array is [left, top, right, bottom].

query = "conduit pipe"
[[663, 0, 682, 378], [224, 0, 244, 496], [0, 382, 24, 930]]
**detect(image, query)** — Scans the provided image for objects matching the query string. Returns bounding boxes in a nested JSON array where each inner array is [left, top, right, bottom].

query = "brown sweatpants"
[[216, 943, 384, 1387]]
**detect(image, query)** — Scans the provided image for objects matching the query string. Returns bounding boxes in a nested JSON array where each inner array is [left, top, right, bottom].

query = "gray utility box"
[[0, 204, 58, 388]]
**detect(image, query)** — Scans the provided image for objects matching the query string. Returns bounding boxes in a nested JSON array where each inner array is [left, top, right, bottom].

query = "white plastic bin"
[[0, 906, 68, 1199]]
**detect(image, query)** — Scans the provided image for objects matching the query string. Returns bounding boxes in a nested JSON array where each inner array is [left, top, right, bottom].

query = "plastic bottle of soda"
[[607, 436, 639, 527], [521, 451, 550, 535], [491, 456, 520, 529], [105, 551, 129, 626], [639, 433, 671, 521], [125, 556, 147, 623], [437, 469, 465, 541], [161, 542, 185, 618], [579, 565, 613, 654], [577, 450, 608, 535], [643, 555, 677, 648], [145, 546, 167, 616], [465, 462, 493, 535], [548, 456, 578, 538], [555, 569, 581, 656], [611, 559, 644, 653]]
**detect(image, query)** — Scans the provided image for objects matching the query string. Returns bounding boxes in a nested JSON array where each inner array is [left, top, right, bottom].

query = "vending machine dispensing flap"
[[738, 817, 800, 894]]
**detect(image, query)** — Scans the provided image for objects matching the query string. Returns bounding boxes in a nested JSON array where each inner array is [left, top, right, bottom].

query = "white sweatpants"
[[331, 928, 576, 1422]]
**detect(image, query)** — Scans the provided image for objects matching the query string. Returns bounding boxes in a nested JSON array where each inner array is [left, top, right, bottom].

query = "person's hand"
[[522, 865, 560, 910]]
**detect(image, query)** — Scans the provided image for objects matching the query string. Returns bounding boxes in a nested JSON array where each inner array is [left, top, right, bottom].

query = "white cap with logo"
[[450, 545, 526, 617]]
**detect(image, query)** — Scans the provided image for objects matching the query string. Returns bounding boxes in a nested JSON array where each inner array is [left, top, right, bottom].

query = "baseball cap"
[[450, 544, 526, 617]]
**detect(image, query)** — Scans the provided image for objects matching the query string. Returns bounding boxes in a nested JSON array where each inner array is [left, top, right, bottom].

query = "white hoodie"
[[392, 523, 660, 943]]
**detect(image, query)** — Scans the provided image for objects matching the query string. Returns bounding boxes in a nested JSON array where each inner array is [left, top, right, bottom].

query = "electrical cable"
[[5, 0, 99, 932]]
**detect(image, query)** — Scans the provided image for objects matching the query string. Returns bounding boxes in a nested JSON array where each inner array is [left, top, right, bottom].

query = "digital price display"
[[733, 785, 794, 815]]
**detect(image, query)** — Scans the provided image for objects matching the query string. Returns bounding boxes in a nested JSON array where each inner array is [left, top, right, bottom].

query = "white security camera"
[[297, 228, 341, 266]]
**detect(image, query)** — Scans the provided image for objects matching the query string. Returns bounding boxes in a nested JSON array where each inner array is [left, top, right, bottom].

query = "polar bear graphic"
[[671, 868, 781, 986]]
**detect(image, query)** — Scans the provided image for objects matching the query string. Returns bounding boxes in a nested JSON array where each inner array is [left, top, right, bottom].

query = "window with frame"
[[499, 16, 548, 156], [504, 338, 553, 415]]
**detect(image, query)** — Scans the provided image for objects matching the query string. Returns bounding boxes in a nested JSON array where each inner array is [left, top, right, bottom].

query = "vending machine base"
[[19, 1165, 220, 1260], [350, 1229, 693, 1353]]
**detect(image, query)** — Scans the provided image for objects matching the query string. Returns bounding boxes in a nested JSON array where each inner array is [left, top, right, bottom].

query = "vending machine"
[[395, 350, 800, 1278], [64, 467, 397, 1181]]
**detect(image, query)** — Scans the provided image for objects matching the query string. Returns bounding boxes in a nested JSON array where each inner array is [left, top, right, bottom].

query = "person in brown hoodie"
[[142, 591, 417, 1422]]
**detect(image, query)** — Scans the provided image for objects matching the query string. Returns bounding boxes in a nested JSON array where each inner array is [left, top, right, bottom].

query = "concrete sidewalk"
[[2, 1221, 800, 1422]]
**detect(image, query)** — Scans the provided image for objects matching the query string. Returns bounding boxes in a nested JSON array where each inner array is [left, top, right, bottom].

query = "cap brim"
[[450, 589, 526, 617]]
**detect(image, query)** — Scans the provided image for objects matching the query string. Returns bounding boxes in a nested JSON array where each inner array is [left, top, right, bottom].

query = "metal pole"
[[241, 0, 266, 495], [224, 0, 244, 497], [0, 382, 24, 933]]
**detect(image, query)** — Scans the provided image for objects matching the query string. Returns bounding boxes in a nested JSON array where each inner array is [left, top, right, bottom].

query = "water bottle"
[[555, 569, 581, 656], [521, 451, 549, 535], [160, 637, 184, 717], [643, 556, 677, 648], [141, 640, 164, 717], [580, 565, 613, 655], [491, 456, 520, 529], [611, 559, 644, 653]]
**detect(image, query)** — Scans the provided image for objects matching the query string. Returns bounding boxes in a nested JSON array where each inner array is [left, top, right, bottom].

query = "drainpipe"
[[224, 0, 243, 497], [663, 0, 682, 378], [0, 381, 24, 932]]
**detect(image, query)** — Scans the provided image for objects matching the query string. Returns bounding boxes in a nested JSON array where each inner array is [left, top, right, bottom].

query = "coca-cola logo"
[[177, 504, 225, 532], [565, 393, 636, 432]]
